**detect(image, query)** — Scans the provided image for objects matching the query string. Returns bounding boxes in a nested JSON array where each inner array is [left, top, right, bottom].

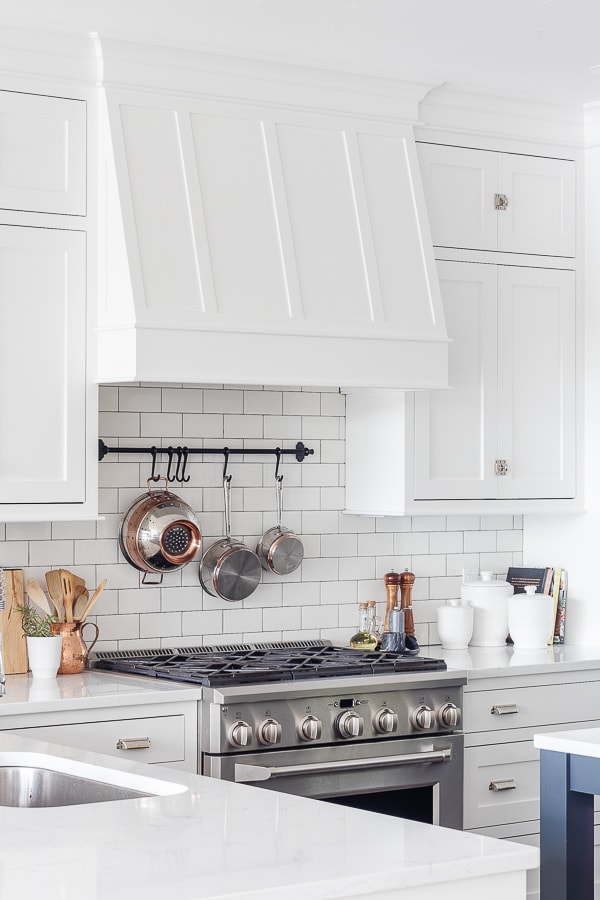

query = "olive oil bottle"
[[350, 601, 378, 651]]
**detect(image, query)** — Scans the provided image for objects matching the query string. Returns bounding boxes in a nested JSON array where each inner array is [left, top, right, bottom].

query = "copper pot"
[[119, 477, 202, 584]]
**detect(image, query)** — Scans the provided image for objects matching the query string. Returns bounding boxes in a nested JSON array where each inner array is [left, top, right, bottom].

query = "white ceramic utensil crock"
[[461, 572, 513, 647], [437, 599, 474, 650], [508, 584, 555, 649]]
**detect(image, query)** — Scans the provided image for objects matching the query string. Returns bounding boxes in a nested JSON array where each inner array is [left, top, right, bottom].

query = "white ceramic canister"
[[461, 572, 513, 647], [508, 584, 555, 650], [437, 599, 474, 650]]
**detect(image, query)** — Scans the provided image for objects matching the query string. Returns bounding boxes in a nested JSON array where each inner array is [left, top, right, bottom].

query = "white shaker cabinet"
[[463, 671, 600, 900], [417, 143, 576, 257], [0, 226, 87, 505], [345, 261, 576, 514], [0, 89, 86, 216], [414, 260, 576, 502], [0, 89, 95, 519]]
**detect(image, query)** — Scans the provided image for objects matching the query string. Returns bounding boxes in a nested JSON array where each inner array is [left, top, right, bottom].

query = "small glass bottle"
[[350, 602, 378, 651]]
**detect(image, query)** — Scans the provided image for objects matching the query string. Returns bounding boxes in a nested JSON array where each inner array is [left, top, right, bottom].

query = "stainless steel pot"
[[200, 476, 262, 602], [119, 478, 202, 584], [256, 475, 304, 576]]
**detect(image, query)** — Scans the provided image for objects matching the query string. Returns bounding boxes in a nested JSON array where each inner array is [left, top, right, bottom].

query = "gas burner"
[[94, 642, 446, 686]]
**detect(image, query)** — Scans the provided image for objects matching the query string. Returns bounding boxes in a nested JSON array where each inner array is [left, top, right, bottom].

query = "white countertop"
[[0, 730, 537, 900], [534, 727, 600, 757], [421, 643, 600, 679], [0, 669, 202, 716]]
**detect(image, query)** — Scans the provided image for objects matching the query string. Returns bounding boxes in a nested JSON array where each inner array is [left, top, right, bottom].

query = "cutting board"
[[0, 569, 29, 674]]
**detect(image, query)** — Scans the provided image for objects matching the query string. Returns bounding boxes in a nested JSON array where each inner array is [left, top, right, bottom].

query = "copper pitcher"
[[51, 621, 100, 675]]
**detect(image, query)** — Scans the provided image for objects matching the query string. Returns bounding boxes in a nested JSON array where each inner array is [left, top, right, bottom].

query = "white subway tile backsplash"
[[244, 390, 282, 415], [464, 530, 497, 553], [283, 391, 320, 416], [204, 389, 243, 413], [2, 384, 525, 651]]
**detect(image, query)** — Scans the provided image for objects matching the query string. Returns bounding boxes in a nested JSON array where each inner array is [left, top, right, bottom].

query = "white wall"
[[0, 384, 523, 652], [524, 135, 600, 644]]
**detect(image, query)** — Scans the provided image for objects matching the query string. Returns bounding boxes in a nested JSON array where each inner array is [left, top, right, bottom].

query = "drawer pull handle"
[[116, 737, 152, 751], [489, 778, 517, 792], [491, 704, 519, 716]]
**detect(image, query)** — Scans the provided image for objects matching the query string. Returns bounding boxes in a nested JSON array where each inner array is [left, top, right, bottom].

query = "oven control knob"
[[374, 707, 398, 734], [298, 714, 322, 742], [229, 720, 252, 747], [336, 710, 364, 739], [257, 718, 282, 745], [412, 705, 435, 731], [438, 702, 461, 729]]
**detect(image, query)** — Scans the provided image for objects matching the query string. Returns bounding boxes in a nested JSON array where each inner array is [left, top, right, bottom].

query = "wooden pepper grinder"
[[400, 568, 419, 654], [383, 570, 400, 632]]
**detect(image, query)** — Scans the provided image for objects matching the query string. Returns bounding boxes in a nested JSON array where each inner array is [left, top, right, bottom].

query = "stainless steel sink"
[[0, 765, 153, 807]]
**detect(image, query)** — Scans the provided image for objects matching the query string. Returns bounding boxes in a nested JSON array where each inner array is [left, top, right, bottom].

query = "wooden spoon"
[[73, 585, 89, 621], [80, 579, 107, 623], [25, 578, 53, 617], [45, 570, 65, 622], [60, 569, 75, 623]]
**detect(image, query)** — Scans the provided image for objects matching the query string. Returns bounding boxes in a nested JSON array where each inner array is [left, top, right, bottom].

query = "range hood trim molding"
[[93, 35, 440, 124]]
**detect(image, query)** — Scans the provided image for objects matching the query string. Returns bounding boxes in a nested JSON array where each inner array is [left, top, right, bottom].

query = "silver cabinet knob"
[[438, 702, 460, 728], [257, 718, 282, 745], [229, 720, 252, 747], [298, 714, 322, 742], [374, 707, 398, 734], [336, 710, 364, 739], [412, 705, 435, 731]]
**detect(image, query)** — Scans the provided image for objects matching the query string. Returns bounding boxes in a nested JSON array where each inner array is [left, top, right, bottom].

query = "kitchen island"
[[0, 729, 536, 900]]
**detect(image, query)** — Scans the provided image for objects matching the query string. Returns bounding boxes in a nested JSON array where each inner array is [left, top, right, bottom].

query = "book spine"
[[551, 567, 562, 645]]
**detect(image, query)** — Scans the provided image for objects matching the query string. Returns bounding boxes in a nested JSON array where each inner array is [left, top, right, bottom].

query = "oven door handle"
[[234, 747, 452, 783]]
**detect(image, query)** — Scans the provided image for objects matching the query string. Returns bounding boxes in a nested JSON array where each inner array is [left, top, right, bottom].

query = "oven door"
[[203, 734, 463, 829]]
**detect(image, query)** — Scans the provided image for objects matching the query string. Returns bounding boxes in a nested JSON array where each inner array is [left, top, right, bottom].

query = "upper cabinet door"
[[417, 144, 498, 252], [0, 225, 86, 504], [417, 143, 576, 257], [497, 154, 576, 257], [413, 260, 499, 500], [496, 266, 576, 500], [0, 90, 86, 216]]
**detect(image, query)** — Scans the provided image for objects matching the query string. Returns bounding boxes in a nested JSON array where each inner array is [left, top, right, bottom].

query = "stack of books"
[[505, 566, 567, 644]]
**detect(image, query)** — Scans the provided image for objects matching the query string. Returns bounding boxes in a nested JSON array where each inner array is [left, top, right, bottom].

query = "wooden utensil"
[[0, 569, 29, 674], [73, 585, 89, 621], [45, 570, 65, 622], [59, 569, 75, 623], [25, 578, 53, 617], [80, 580, 107, 623]]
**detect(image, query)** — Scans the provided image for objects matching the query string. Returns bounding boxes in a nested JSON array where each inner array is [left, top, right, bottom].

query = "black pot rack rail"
[[98, 439, 314, 484]]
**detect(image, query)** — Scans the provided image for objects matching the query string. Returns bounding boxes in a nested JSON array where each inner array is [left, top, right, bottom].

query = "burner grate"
[[94, 642, 446, 686]]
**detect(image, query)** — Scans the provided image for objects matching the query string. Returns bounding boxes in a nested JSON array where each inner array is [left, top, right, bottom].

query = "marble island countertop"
[[0, 730, 537, 900]]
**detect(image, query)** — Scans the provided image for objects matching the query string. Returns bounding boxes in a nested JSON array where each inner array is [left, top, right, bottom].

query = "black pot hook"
[[274, 447, 283, 482], [166, 446, 176, 482], [149, 446, 160, 482]]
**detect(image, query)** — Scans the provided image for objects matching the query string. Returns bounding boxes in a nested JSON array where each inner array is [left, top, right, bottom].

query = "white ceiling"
[[3, 0, 600, 106]]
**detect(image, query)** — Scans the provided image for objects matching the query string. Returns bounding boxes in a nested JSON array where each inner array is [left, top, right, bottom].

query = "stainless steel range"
[[93, 641, 466, 829]]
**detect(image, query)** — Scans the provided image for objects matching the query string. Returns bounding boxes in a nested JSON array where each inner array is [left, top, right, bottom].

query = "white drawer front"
[[465, 681, 600, 734], [464, 741, 540, 828], [10, 715, 186, 766]]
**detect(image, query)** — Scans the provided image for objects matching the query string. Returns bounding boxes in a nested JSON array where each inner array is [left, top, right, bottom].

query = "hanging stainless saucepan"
[[200, 476, 262, 602], [256, 474, 304, 576], [119, 477, 202, 584]]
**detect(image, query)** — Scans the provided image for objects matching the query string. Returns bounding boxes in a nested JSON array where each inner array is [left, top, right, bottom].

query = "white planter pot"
[[26, 635, 62, 679]]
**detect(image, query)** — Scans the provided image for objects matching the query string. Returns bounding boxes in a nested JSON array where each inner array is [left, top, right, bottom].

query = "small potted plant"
[[17, 603, 62, 679]]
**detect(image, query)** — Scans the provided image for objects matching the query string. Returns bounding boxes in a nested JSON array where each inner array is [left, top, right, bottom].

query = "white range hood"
[[95, 37, 448, 389]]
